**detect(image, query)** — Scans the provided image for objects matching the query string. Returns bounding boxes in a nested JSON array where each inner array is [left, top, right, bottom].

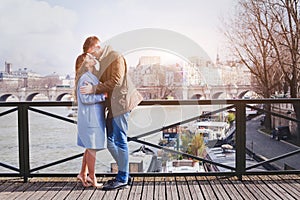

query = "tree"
[[222, 0, 282, 129], [263, 0, 300, 143], [222, 0, 300, 137], [180, 133, 191, 153], [188, 133, 205, 158], [227, 112, 236, 127]]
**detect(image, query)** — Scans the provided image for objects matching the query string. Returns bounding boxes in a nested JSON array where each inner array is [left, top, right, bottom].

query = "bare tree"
[[263, 0, 300, 142], [222, 0, 282, 129], [222, 0, 300, 137]]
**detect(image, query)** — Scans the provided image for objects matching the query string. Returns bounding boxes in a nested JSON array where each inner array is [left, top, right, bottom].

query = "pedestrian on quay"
[[74, 50, 106, 188], [80, 36, 143, 190]]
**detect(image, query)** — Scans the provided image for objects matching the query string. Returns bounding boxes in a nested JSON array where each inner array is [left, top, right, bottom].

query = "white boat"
[[164, 159, 205, 173], [195, 121, 230, 141]]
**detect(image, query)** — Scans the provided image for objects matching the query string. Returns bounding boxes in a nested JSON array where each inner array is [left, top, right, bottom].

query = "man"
[[80, 36, 143, 190]]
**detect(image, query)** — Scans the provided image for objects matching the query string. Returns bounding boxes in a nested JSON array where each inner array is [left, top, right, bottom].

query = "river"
[[0, 104, 217, 174]]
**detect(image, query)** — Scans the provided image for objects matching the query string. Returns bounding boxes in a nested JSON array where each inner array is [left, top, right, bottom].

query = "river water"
[[0, 104, 216, 174]]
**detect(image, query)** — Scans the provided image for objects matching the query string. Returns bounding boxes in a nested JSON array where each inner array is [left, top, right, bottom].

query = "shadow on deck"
[[1, 175, 300, 199]]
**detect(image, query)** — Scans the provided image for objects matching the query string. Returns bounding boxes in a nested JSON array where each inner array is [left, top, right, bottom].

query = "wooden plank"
[[141, 177, 154, 200], [14, 182, 46, 200], [127, 178, 138, 199], [77, 186, 95, 199], [259, 175, 297, 200], [89, 187, 106, 200], [226, 177, 256, 200], [115, 179, 133, 200], [51, 178, 77, 200], [215, 177, 242, 200], [101, 188, 118, 199], [25, 181, 56, 199], [154, 177, 166, 200], [131, 179, 144, 199], [97, 177, 120, 200], [248, 175, 282, 200], [176, 176, 191, 200], [77, 177, 103, 200], [0, 180, 15, 192], [209, 177, 230, 200], [139, 177, 147, 200], [41, 181, 68, 199], [242, 176, 271, 200], [1, 175, 300, 200], [64, 180, 86, 200], [277, 174, 300, 196], [165, 177, 178, 200], [187, 176, 204, 200], [153, 177, 159, 200], [196, 176, 217, 199], [0, 181, 26, 199], [116, 185, 133, 199], [1, 181, 32, 199]]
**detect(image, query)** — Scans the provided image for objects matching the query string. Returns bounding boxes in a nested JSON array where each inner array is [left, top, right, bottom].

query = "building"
[[0, 62, 71, 89]]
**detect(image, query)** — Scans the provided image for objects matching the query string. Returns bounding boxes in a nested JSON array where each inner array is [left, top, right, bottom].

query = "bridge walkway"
[[0, 175, 300, 199]]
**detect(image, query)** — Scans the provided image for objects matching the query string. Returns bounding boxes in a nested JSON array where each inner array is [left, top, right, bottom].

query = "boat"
[[195, 121, 229, 140], [164, 159, 205, 173], [195, 121, 235, 147]]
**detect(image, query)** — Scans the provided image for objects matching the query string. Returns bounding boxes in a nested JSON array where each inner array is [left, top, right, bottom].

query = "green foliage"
[[227, 113, 235, 123]]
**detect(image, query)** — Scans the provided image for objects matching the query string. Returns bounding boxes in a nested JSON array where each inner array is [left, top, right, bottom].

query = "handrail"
[[247, 104, 300, 123], [0, 99, 300, 182], [28, 106, 76, 124]]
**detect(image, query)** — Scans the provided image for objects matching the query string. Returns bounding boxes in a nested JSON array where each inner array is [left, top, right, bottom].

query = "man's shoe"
[[127, 176, 132, 185], [102, 179, 127, 191], [105, 178, 116, 185], [106, 176, 132, 185]]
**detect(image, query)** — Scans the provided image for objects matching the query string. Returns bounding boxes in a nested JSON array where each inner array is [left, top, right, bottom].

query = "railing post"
[[235, 102, 246, 180], [18, 104, 30, 182]]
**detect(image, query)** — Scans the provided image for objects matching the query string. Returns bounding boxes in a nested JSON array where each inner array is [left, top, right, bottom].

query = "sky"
[[0, 0, 237, 76]]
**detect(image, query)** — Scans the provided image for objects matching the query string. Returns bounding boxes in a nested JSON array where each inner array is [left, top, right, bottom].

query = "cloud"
[[0, 0, 77, 75]]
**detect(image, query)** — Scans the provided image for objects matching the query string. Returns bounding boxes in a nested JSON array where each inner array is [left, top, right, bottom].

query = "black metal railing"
[[0, 99, 300, 182]]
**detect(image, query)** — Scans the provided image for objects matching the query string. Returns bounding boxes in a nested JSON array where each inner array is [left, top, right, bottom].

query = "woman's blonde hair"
[[74, 53, 96, 103]]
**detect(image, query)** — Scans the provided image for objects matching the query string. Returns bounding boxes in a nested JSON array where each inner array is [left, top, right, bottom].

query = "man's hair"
[[83, 36, 100, 53]]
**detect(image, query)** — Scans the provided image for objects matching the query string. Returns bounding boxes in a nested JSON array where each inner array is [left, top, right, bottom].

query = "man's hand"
[[80, 81, 94, 94]]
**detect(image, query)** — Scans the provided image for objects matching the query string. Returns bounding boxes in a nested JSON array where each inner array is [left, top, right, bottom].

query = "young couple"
[[74, 36, 143, 190]]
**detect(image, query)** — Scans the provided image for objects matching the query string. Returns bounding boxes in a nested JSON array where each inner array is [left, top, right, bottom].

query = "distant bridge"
[[186, 84, 253, 99], [138, 84, 254, 100], [0, 87, 73, 101], [0, 84, 254, 102]]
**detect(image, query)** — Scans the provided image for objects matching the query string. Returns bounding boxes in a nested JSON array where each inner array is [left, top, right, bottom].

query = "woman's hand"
[[80, 81, 94, 94]]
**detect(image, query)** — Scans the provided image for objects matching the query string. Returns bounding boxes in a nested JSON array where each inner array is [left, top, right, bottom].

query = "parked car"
[[271, 126, 291, 141]]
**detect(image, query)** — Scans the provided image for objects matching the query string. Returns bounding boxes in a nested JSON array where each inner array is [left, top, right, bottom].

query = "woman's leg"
[[86, 149, 96, 177], [77, 150, 90, 187], [80, 150, 88, 177], [86, 149, 102, 187]]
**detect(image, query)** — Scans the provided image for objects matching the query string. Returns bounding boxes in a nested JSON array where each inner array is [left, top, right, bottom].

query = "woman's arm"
[[78, 77, 105, 104]]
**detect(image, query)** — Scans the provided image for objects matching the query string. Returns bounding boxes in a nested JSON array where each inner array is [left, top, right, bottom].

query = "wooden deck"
[[0, 175, 299, 199]]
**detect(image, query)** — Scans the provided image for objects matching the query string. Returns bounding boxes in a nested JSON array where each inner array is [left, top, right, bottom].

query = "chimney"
[[5, 61, 12, 74]]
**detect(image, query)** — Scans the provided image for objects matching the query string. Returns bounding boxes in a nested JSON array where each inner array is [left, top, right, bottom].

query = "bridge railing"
[[0, 99, 300, 182]]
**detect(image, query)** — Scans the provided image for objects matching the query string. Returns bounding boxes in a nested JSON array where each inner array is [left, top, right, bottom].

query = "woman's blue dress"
[[77, 71, 106, 150]]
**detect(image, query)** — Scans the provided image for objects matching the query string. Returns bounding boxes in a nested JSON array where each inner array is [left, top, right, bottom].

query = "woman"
[[74, 53, 106, 188]]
